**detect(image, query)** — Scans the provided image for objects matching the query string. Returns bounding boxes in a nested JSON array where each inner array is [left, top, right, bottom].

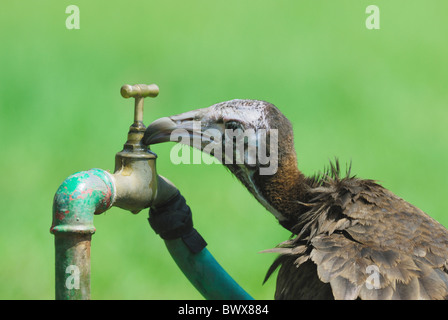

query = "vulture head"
[[143, 99, 303, 224]]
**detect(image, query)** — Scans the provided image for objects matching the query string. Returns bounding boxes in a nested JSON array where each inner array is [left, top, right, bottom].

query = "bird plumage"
[[143, 99, 448, 300], [264, 163, 448, 299]]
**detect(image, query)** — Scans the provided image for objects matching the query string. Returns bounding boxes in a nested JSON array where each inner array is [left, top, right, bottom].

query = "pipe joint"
[[51, 169, 115, 235]]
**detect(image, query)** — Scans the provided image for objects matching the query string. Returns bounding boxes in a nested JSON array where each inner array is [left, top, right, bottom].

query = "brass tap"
[[111, 84, 160, 214]]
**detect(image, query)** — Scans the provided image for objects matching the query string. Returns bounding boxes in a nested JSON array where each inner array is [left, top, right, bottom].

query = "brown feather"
[[263, 160, 448, 299]]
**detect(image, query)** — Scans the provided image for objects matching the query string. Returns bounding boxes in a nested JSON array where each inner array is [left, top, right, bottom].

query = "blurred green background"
[[0, 0, 447, 299]]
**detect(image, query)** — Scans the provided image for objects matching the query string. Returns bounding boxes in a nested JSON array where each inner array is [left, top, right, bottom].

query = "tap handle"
[[120, 84, 159, 127], [121, 84, 159, 99]]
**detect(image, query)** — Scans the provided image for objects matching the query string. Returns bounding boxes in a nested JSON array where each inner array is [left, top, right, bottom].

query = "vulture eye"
[[225, 121, 242, 131]]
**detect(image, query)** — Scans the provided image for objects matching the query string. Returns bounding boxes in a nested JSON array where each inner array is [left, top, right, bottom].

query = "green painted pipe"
[[51, 169, 114, 300], [165, 239, 253, 300], [51, 168, 252, 300]]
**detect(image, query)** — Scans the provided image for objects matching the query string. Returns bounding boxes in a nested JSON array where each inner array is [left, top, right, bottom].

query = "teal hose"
[[165, 238, 254, 300]]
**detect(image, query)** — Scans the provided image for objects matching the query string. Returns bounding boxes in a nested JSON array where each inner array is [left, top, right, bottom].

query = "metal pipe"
[[51, 167, 254, 300], [50, 84, 160, 299], [50, 169, 114, 299]]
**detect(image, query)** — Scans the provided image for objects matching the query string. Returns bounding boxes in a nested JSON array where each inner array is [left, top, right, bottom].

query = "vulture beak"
[[142, 107, 221, 147], [142, 116, 178, 145], [143, 99, 279, 176]]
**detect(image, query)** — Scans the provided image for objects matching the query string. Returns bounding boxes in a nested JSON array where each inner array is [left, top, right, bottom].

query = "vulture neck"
[[253, 152, 306, 230]]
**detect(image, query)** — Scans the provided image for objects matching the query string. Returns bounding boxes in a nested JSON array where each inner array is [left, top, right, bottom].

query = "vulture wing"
[[267, 177, 448, 300]]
